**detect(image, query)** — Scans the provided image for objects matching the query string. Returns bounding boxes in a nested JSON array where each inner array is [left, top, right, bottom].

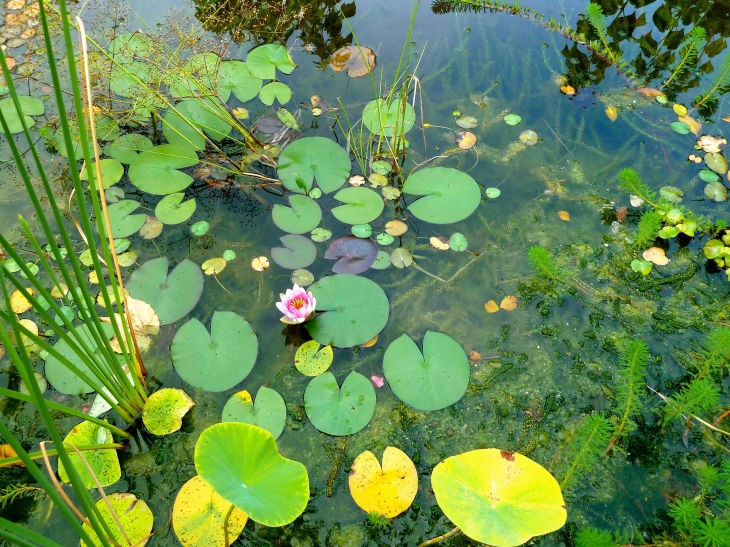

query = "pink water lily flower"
[[277, 284, 316, 324]]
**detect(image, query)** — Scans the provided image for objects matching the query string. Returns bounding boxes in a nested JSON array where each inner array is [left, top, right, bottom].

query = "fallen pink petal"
[[370, 375, 385, 388]]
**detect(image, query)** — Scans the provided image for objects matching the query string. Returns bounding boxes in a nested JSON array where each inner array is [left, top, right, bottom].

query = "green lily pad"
[[659, 186, 684, 204], [449, 233, 468, 252], [127, 257, 204, 325], [45, 323, 116, 395], [372, 160, 393, 175], [351, 224, 373, 238], [108, 133, 153, 164], [455, 115, 477, 129], [671, 121, 690, 134], [383, 331, 470, 411], [222, 387, 286, 440], [0, 96, 44, 133], [706, 152, 729, 174], [58, 421, 120, 488], [291, 269, 314, 286], [311, 227, 332, 242], [658, 226, 680, 238], [156, 192, 197, 224], [195, 422, 309, 526], [108, 32, 155, 63], [704, 239, 726, 259], [504, 113, 522, 125], [294, 340, 333, 376], [631, 259, 653, 276], [142, 388, 195, 435], [171, 311, 258, 392], [305, 274, 389, 348], [278, 137, 351, 194], [246, 44, 297, 79], [128, 144, 199, 195], [107, 200, 147, 238], [80, 159, 124, 188], [304, 371, 376, 435], [81, 493, 154, 547], [390, 248, 413, 268], [217, 60, 263, 102], [163, 110, 205, 151], [332, 187, 385, 225], [272, 195, 322, 234], [105, 187, 125, 203], [109, 62, 156, 98], [431, 449, 567, 546], [223, 250, 236, 261], [174, 98, 232, 142], [486, 187, 501, 198], [404, 167, 480, 224], [362, 98, 415, 137], [699, 169, 720, 183], [259, 82, 292, 106], [191, 221, 210, 235], [376, 233, 394, 245], [372, 251, 391, 269], [705, 181, 728, 202], [95, 117, 120, 141], [381, 186, 401, 200], [271, 234, 317, 269]]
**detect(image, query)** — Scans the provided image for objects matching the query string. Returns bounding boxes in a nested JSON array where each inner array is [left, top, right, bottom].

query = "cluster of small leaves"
[[0, 484, 45, 509]]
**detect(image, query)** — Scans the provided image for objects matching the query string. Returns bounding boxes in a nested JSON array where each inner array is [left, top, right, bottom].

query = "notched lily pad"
[[304, 371, 376, 435], [222, 387, 286, 440], [271, 234, 317, 270], [325, 235, 377, 274], [142, 388, 195, 435]]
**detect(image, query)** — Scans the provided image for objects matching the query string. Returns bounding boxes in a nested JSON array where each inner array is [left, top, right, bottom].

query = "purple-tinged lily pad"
[[256, 116, 284, 134], [324, 235, 377, 274]]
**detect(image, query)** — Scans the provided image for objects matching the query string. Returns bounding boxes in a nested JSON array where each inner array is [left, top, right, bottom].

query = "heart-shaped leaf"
[[259, 82, 292, 106], [127, 257, 204, 325], [332, 187, 384, 225], [705, 181, 728, 202], [222, 387, 286, 440], [128, 144, 199, 195], [80, 159, 124, 188], [195, 423, 309, 526], [58, 421, 120, 488], [173, 475, 248, 547], [431, 449, 567, 546], [362, 98, 415, 137], [108, 32, 155, 63], [174, 98, 232, 142], [383, 331, 470, 411], [324, 235, 377, 274], [81, 493, 153, 547], [246, 44, 296, 79], [277, 137, 351, 194], [349, 446, 418, 518], [107, 200, 146, 238], [271, 234, 317, 269], [403, 167, 481, 224], [217, 60, 262, 103], [272, 195, 322, 234], [294, 340, 333, 376], [0, 96, 44, 133], [108, 133, 153, 164], [142, 388, 195, 435], [706, 152, 728, 174], [156, 192, 197, 224], [305, 274, 389, 348], [171, 311, 258, 392], [304, 371, 376, 435]]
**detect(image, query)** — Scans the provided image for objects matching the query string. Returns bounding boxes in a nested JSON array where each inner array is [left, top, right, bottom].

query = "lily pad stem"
[[223, 504, 235, 547], [418, 526, 460, 547]]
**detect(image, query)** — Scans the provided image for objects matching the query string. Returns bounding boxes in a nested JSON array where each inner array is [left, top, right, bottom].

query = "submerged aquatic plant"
[[277, 284, 317, 324]]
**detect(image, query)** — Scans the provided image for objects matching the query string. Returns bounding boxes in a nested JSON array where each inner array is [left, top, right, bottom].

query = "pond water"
[[2, 0, 730, 545]]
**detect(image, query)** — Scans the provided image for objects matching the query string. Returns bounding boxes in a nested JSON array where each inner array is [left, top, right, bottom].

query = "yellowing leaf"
[[19, 319, 37, 346], [349, 174, 366, 186], [294, 340, 333, 376], [10, 289, 32, 314], [430, 236, 450, 250], [558, 210, 570, 221], [643, 247, 670, 266], [455, 131, 477, 150], [485, 300, 499, 313], [202, 257, 226, 275], [251, 256, 269, 272], [142, 388, 195, 436], [500, 295, 518, 311], [361, 334, 378, 348], [637, 87, 665, 97], [698, 135, 727, 154], [560, 85, 575, 95], [673, 103, 688, 116], [349, 446, 418, 518], [50, 283, 68, 299], [103, 297, 160, 354], [678, 115, 702, 136], [173, 475, 248, 547], [605, 106, 618, 121], [385, 220, 408, 237]]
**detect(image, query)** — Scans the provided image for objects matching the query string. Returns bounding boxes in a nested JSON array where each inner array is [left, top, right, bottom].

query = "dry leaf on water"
[[361, 335, 378, 348], [10, 289, 32, 314], [329, 45, 376, 78], [636, 87, 665, 97], [643, 247, 670, 266], [103, 297, 160, 354], [251, 256, 269, 272], [560, 85, 576, 96], [678, 115, 702, 136], [605, 106, 618, 121], [500, 296, 518, 311], [349, 174, 366, 186], [454, 131, 477, 150], [430, 236, 450, 250], [558, 211, 570, 221], [484, 300, 499, 313], [698, 135, 727, 154]]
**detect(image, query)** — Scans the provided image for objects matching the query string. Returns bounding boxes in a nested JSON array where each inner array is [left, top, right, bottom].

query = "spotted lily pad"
[[277, 137, 351, 194], [127, 257, 204, 325], [403, 167, 480, 224], [305, 274, 389, 347], [142, 388, 195, 435], [294, 340, 333, 376], [383, 331, 470, 411], [81, 493, 154, 547], [171, 311, 258, 392], [222, 387, 286, 440], [58, 421, 121, 488], [271, 234, 317, 269], [349, 447, 418, 518], [332, 187, 385, 224], [195, 423, 309, 526], [128, 144, 199, 195], [272, 195, 322, 234], [325, 235, 377, 274], [304, 371, 376, 435]]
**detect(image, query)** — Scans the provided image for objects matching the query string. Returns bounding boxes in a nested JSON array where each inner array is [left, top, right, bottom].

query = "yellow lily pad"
[[385, 220, 408, 237], [81, 493, 154, 547], [10, 288, 32, 314], [485, 300, 499, 313], [142, 388, 195, 435], [173, 475, 248, 547], [202, 257, 227, 275], [349, 446, 418, 518], [294, 340, 333, 376], [431, 449, 567, 547], [58, 421, 121, 488]]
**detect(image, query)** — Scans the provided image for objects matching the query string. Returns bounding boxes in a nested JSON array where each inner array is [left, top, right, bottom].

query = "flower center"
[[289, 297, 306, 310]]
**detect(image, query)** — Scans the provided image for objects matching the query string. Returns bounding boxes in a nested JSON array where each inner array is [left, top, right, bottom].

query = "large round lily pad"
[[58, 421, 120, 488], [431, 449, 567, 546], [362, 98, 415, 137], [304, 371, 376, 435], [81, 493, 154, 547], [383, 331, 469, 411], [217, 60, 262, 103], [222, 387, 286, 440], [332, 187, 385, 225], [272, 195, 322, 234], [171, 311, 258, 392], [128, 144, 199, 195], [195, 423, 309, 526], [126, 257, 204, 325], [45, 323, 116, 395], [277, 137, 351, 194], [107, 199, 147, 238], [173, 475, 248, 547], [403, 167, 481, 224], [246, 44, 296, 79], [305, 274, 389, 348], [271, 234, 317, 269], [324, 235, 377, 274]]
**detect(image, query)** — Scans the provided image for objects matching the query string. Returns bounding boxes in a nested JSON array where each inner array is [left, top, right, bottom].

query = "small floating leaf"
[[278, 137, 351, 194], [251, 256, 270, 271], [332, 187, 385, 225], [222, 387, 286, 440], [504, 113, 521, 125], [10, 289, 32, 313], [310, 227, 332, 242], [385, 220, 408, 236], [304, 371, 376, 435], [272, 195, 322, 234], [259, 82, 292, 106], [558, 210, 570, 221], [351, 224, 373, 238], [190, 221, 209, 235], [455, 115, 477, 129], [430, 236, 450, 250], [500, 295, 518, 311], [605, 106, 618, 121], [291, 269, 314, 286], [202, 257, 227, 275], [58, 421, 120, 488], [403, 167, 480, 224], [271, 234, 317, 270], [704, 181, 728, 202], [155, 192, 196, 225], [643, 247, 670, 266], [294, 340, 333, 376], [376, 233, 394, 245], [448, 232, 467, 252], [372, 251, 391, 269], [349, 447, 418, 518], [455, 131, 477, 149], [671, 121, 690, 135], [223, 250, 236, 261], [81, 493, 153, 547], [631, 259, 653, 276], [362, 98, 415, 137], [485, 300, 499, 313], [706, 152, 728, 174], [390, 248, 413, 268], [486, 187, 501, 198], [699, 169, 720, 182], [659, 186, 684, 203], [143, 388, 195, 435]]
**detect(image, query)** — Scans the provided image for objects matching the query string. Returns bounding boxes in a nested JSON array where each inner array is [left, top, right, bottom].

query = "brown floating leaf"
[[103, 297, 160, 354], [469, 350, 482, 362], [329, 45, 376, 78], [558, 211, 570, 221], [455, 131, 477, 150], [5, 12, 26, 24], [251, 256, 269, 272], [722, 116, 730, 123], [636, 87, 665, 97], [429, 236, 450, 250], [605, 106, 618, 122], [5, 1, 26, 9], [698, 135, 727, 154], [643, 247, 670, 266], [385, 220, 408, 237], [500, 295, 518, 311], [139, 216, 163, 239], [349, 174, 366, 186], [484, 300, 499, 313], [678, 115, 701, 136]]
